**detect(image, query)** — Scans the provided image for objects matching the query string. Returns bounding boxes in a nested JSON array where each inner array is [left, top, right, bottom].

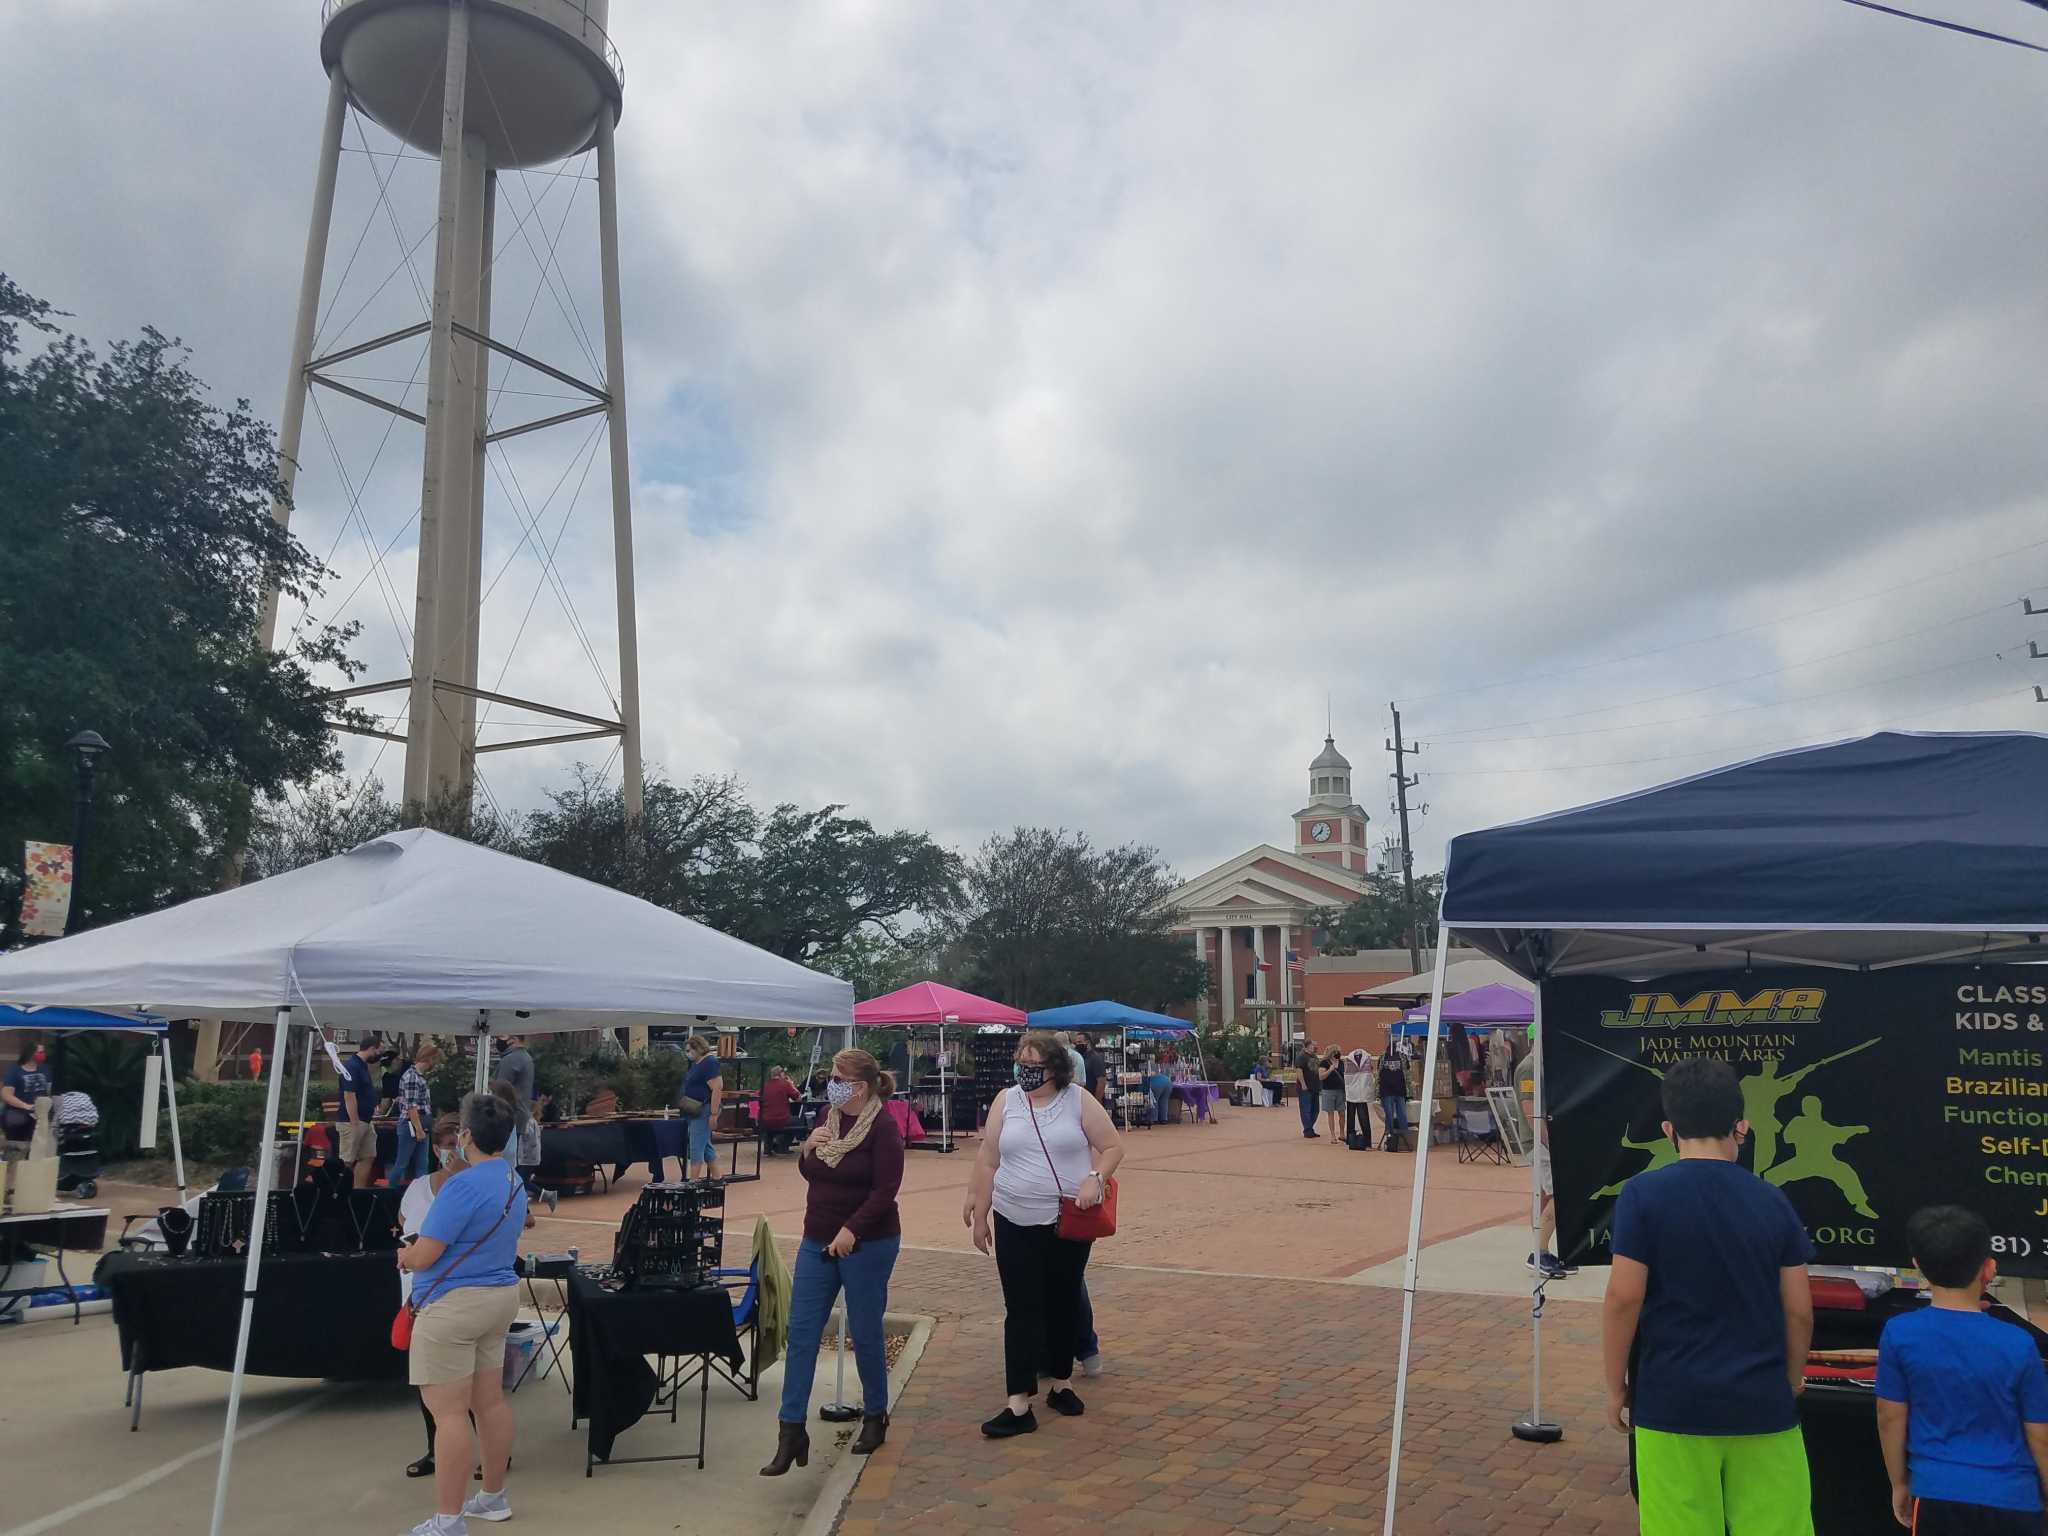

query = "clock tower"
[[1294, 734, 1371, 874]]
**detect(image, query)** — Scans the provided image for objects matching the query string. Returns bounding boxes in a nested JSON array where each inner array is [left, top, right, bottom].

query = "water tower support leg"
[[404, 0, 472, 816], [595, 107, 645, 821], [260, 69, 348, 649]]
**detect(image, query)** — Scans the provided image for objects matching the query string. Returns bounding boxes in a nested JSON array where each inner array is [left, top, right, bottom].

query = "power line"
[[1394, 533, 2048, 707], [1835, 0, 2048, 53]]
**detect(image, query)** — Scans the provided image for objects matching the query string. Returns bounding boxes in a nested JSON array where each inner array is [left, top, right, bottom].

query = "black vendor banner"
[[1543, 966, 2048, 1278]]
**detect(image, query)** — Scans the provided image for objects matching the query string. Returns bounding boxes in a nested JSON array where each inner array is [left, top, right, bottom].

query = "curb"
[[793, 1311, 935, 1536]]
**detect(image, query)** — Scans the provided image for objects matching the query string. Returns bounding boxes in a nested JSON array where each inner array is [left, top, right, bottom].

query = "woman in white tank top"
[[964, 1032, 1124, 1438]]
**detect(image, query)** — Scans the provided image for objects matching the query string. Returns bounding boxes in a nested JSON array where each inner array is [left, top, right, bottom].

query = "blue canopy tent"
[[0, 1004, 186, 1206], [1380, 732, 2048, 1534], [1026, 1001, 1199, 1128]]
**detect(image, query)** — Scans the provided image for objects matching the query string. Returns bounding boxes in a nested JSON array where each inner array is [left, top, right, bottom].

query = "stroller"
[[54, 1091, 101, 1199], [57, 1124, 100, 1199]]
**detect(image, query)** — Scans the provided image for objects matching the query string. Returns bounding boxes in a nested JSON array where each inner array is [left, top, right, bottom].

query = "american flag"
[[1286, 949, 1304, 974], [1255, 952, 1273, 972]]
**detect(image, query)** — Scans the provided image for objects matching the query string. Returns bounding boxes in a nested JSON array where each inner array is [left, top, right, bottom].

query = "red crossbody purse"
[[1025, 1088, 1118, 1241]]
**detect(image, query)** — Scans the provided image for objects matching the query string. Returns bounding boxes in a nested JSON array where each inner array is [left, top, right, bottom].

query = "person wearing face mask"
[[398, 1114, 469, 1480], [676, 1034, 725, 1182], [964, 1031, 1125, 1439], [397, 1091, 526, 1536], [2, 1042, 52, 1155], [761, 1049, 905, 1476]]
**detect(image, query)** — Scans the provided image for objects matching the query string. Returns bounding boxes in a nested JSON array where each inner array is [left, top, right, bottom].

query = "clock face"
[[1309, 821, 1333, 843]]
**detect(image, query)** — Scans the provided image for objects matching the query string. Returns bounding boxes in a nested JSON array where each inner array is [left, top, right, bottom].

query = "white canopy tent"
[[0, 827, 854, 1536]]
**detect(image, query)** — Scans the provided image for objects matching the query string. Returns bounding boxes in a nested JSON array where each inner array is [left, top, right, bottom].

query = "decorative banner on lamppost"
[[19, 842, 73, 938]]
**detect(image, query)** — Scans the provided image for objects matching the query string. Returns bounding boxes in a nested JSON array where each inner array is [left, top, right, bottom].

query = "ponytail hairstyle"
[[832, 1047, 896, 1101]]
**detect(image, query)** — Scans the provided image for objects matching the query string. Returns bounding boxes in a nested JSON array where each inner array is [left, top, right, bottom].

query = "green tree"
[[0, 275, 362, 940], [1313, 869, 1443, 955], [951, 828, 1204, 1010], [519, 766, 756, 913], [720, 804, 963, 966]]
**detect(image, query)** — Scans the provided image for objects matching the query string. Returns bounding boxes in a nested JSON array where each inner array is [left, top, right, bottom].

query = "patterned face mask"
[[1014, 1063, 1048, 1091], [826, 1079, 858, 1109]]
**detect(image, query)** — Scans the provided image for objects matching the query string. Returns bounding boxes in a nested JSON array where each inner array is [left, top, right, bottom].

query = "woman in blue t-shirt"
[[397, 1091, 527, 1536], [677, 1035, 724, 1181]]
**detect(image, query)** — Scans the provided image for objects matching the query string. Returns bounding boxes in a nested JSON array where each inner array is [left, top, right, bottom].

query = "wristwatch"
[[1085, 1169, 1102, 1182]]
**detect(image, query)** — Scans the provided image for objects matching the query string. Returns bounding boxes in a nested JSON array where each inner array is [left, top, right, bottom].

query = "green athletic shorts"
[[1634, 1426, 1814, 1536]]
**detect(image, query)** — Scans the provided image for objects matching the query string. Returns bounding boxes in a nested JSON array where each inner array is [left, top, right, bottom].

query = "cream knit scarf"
[[811, 1095, 883, 1168]]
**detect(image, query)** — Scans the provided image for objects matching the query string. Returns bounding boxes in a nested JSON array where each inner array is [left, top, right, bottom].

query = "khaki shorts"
[[409, 1282, 519, 1386], [337, 1122, 377, 1164]]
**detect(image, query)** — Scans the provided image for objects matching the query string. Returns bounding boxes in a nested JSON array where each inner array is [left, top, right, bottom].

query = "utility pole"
[[1387, 703, 1423, 975]]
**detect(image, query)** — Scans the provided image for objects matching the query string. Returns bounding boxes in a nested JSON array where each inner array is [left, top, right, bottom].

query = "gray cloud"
[[6, 0, 2045, 885]]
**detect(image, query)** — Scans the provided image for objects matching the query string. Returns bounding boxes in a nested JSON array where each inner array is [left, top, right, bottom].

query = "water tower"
[[268, 0, 644, 815]]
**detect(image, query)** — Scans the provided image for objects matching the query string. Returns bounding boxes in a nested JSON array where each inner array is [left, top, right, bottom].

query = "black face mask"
[[1015, 1063, 1049, 1091]]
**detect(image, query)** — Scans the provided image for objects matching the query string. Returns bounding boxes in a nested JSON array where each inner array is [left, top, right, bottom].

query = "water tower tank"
[[320, 0, 622, 169]]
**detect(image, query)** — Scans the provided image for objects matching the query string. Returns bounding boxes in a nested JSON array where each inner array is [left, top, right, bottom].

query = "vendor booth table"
[[1382, 731, 2048, 1536], [1, 1206, 109, 1326], [97, 1249, 404, 1428], [567, 1269, 743, 1471]]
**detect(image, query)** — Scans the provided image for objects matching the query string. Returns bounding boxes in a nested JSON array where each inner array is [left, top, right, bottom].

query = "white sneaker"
[[1079, 1353, 1104, 1378], [404, 1516, 466, 1536], [463, 1488, 512, 1523]]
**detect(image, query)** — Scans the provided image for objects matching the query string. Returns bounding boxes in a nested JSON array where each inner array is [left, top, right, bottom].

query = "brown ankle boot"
[[852, 1413, 889, 1455], [760, 1421, 810, 1477]]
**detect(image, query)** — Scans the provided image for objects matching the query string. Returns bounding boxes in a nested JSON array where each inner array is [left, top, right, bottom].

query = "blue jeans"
[[392, 1121, 430, 1186], [1382, 1094, 1409, 1134], [778, 1234, 900, 1424], [1298, 1082, 1319, 1134], [685, 1114, 714, 1169], [1149, 1082, 1171, 1124]]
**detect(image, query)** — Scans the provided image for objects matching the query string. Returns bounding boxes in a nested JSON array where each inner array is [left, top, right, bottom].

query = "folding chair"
[[708, 1262, 761, 1401], [1453, 1099, 1508, 1165]]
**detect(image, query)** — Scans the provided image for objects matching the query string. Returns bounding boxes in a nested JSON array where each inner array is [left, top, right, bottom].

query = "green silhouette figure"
[[1764, 1094, 1876, 1218], [1740, 1039, 1879, 1177], [1591, 1131, 1678, 1201]]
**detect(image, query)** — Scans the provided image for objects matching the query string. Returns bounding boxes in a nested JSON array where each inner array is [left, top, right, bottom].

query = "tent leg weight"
[[1511, 1420, 1562, 1443]]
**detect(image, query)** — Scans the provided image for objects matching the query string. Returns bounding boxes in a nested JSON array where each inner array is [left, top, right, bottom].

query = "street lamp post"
[[63, 730, 110, 936]]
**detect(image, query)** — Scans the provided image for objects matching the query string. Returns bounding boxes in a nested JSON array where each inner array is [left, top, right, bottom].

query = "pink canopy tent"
[[852, 981, 1027, 1027], [854, 982, 1025, 1149]]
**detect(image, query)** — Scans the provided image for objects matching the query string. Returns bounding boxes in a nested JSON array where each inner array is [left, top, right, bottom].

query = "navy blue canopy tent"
[[1380, 732, 2048, 1535]]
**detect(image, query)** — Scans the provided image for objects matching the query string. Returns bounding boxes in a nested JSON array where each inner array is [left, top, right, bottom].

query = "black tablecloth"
[[95, 1250, 407, 1381], [566, 1271, 740, 1462], [541, 1119, 689, 1178]]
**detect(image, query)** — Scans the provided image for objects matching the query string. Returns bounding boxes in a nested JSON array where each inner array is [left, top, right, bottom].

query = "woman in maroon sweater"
[[761, 1048, 904, 1476]]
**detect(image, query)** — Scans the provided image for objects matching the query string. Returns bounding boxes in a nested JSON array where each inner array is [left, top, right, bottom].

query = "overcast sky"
[[7, 0, 2047, 881]]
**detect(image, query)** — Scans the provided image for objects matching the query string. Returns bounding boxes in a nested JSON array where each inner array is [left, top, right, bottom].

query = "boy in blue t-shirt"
[[1876, 1204, 2048, 1535], [1603, 1055, 1817, 1535]]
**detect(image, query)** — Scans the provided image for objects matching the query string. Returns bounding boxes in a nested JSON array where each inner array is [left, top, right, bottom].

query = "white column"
[[1250, 925, 1267, 1007], [1219, 926, 1236, 1027], [1190, 928, 1207, 1028], [595, 105, 645, 820], [403, 0, 471, 815]]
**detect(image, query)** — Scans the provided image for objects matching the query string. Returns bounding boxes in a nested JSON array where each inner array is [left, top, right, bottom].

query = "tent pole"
[[939, 1022, 950, 1153], [292, 1028, 315, 1184], [819, 1012, 856, 1424], [1380, 934, 1452, 1536], [208, 1006, 293, 1536], [1513, 983, 1562, 1443], [474, 1011, 493, 1097], [162, 1035, 188, 1206]]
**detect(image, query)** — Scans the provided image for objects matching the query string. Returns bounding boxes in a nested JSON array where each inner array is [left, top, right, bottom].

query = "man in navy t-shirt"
[[336, 1035, 384, 1188], [1877, 1204, 2048, 1534], [1603, 1055, 1816, 1534]]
